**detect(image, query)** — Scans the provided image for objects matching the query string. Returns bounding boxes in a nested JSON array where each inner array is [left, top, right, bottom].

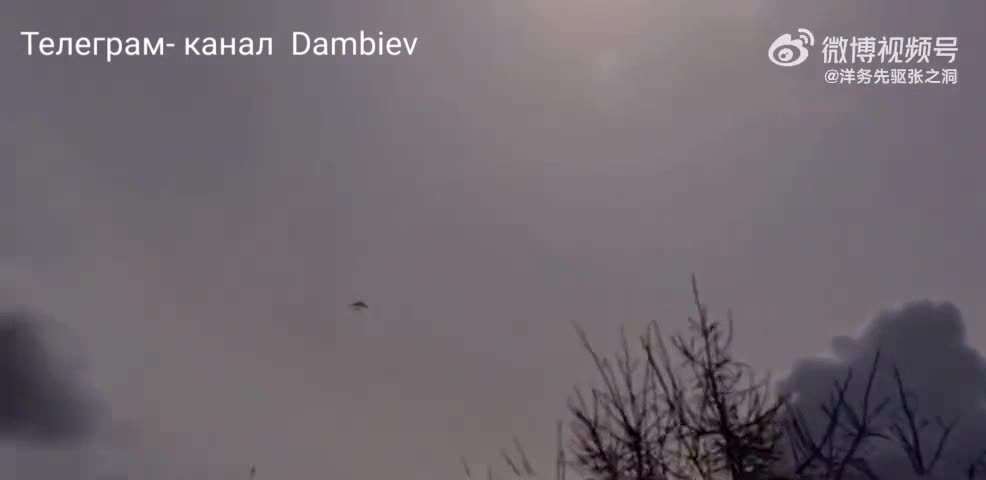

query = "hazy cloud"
[[0, 309, 98, 445], [779, 301, 986, 478]]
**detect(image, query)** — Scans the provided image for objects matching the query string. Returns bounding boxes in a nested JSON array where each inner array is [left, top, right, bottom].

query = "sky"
[[2, 0, 985, 478]]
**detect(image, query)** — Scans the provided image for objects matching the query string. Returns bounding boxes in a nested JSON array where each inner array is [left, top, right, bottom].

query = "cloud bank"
[[0, 308, 97, 445], [779, 301, 986, 478]]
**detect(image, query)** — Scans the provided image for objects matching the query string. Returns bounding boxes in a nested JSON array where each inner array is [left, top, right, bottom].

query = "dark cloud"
[[0, 309, 97, 444], [779, 301, 986, 478]]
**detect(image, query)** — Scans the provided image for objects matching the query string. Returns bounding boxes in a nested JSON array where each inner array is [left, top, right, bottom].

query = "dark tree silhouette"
[[481, 279, 986, 480], [563, 277, 785, 480], [782, 352, 984, 479]]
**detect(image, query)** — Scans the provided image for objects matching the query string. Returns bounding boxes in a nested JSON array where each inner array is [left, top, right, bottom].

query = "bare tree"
[[783, 352, 891, 479], [967, 450, 986, 479], [487, 279, 986, 480], [784, 351, 984, 479], [565, 277, 786, 480]]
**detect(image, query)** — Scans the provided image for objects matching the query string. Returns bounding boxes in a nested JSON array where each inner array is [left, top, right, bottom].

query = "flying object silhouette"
[[350, 300, 368, 311]]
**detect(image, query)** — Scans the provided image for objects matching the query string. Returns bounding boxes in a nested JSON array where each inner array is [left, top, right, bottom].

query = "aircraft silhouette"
[[350, 300, 368, 311]]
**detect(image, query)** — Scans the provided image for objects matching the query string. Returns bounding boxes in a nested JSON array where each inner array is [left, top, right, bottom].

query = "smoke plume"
[[779, 301, 986, 478]]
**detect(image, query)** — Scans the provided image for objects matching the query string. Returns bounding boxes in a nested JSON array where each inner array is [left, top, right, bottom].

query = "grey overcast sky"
[[2, 0, 985, 478]]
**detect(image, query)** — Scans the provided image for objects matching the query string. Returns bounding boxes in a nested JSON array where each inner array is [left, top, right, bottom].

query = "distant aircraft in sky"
[[350, 300, 368, 311]]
